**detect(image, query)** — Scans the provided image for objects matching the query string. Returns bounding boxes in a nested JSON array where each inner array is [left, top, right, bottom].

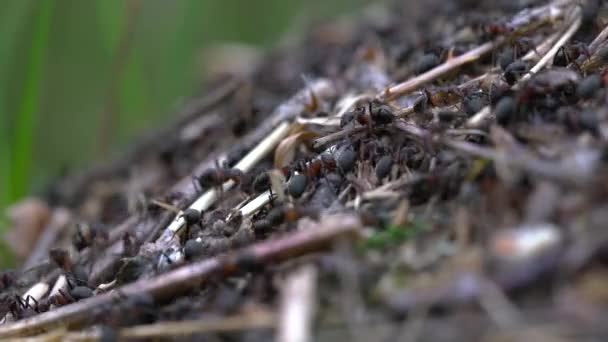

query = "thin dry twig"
[[121, 310, 275, 339], [588, 23, 608, 53], [312, 127, 366, 149], [277, 265, 318, 342], [0, 214, 361, 338], [381, 41, 499, 101]]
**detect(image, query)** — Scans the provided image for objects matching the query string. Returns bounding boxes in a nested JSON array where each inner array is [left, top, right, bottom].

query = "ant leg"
[[161, 252, 173, 266], [15, 295, 25, 308], [66, 277, 75, 290], [27, 296, 39, 312], [268, 185, 275, 205], [171, 224, 185, 241]]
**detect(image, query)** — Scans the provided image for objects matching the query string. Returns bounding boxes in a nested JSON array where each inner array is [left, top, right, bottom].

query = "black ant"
[[283, 150, 344, 198], [49, 248, 89, 287], [0, 270, 17, 292], [194, 160, 244, 194], [553, 42, 590, 68], [340, 100, 394, 129], [149, 199, 202, 242], [252, 205, 319, 233]]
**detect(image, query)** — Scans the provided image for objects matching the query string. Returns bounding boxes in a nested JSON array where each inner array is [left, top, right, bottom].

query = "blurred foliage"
[[364, 220, 429, 250], [0, 0, 360, 240]]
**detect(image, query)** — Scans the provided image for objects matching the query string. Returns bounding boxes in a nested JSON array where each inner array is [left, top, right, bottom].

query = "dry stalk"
[[239, 190, 273, 217], [277, 265, 318, 342], [588, 23, 608, 53], [120, 310, 275, 339], [312, 126, 366, 149], [381, 40, 498, 101]]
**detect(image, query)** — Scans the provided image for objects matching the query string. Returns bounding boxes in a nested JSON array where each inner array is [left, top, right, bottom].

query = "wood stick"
[[121, 311, 275, 339], [381, 40, 498, 101], [381, 0, 568, 102], [588, 23, 608, 53], [277, 265, 318, 342]]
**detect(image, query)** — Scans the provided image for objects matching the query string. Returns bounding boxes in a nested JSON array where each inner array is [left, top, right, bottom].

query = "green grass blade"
[[10, 0, 53, 201]]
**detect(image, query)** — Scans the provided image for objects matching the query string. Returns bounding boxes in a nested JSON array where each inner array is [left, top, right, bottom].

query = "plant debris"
[[4, 0, 608, 340]]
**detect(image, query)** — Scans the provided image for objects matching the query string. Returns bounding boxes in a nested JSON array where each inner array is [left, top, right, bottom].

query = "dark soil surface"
[[4, 0, 608, 340]]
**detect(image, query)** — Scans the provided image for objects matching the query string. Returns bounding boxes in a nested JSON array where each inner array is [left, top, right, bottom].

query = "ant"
[[252, 205, 319, 233], [3, 295, 38, 320], [283, 149, 347, 198], [149, 199, 202, 242], [0, 270, 17, 292], [554, 42, 590, 68], [414, 53, 441, 75], [516, 68, 579, 107], [194, 160, 244, 194], [340, 100, 394, 129], [49, 248, 89, 287]]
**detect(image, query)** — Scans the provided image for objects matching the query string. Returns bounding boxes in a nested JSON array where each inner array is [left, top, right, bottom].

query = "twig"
[[89, 215, 163, 285], [23, 208, 71, 271], [0, 214, 361, 338], [296, 116, 340, 126], [312, 127, 365, 149], [381, 40, 499, 101], [148, 199, 182, 215], [445, 129, 488, 137], [239, 190, 273, 217], [382, 0, 572, 100], [518, 7, 582, 83], [588, 23, 608, 53], [277, 265, 318, 342], [22, 283, 49, 306], [442, 138, 588, 184], [465, 106, 493, 129], [49, 275, 67, 298], [121, 310, 275, 339]]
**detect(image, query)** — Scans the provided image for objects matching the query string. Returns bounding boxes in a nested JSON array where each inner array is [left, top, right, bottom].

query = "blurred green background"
[[1, 0, 360, 235]]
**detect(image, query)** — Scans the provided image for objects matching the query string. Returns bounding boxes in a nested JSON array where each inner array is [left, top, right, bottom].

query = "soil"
[[3, 0, 608, 341]]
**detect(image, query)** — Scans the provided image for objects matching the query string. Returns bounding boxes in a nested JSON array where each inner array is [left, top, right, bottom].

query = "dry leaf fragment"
[[274, 129, 319, 168]]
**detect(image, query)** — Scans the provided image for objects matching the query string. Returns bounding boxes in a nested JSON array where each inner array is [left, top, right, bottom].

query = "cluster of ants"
[[164, 99, 410, 260]]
